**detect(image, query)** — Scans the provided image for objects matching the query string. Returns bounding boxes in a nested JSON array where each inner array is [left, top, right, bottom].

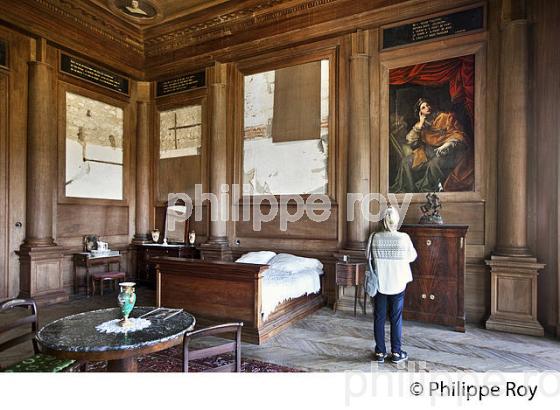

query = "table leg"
[[354, 285, 358, 317], [86, 266, 90, 296], [106, 357, 138, 372], [333, 285, 339, 313], [73, 262, 78, 295]]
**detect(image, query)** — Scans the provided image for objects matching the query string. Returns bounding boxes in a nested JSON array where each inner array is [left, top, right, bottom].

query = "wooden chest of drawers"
[[400, 224, 468, 332]]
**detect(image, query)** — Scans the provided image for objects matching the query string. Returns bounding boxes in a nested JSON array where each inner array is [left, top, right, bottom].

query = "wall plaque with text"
[[382, 7, 484, 49], [156, 71, 206, 97], [60, 54, 129, 95], [0, 40, 7, 68]]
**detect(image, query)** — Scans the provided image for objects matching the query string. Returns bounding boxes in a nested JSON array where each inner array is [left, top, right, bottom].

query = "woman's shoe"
[[373, 352, 388, 363], [390, 351, 408, 364]]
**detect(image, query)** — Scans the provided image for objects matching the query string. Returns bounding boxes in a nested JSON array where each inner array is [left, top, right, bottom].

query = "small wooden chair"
[[182, 322, 243, 373], [91, 271, 126, 296], [0, 298, 83, 372]]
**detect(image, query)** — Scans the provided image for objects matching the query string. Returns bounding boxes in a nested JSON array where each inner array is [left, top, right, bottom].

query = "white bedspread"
[[261, 267, 323, 320]]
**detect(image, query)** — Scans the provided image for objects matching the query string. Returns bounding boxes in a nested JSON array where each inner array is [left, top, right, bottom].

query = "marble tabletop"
[[36, 307, 195, 354]]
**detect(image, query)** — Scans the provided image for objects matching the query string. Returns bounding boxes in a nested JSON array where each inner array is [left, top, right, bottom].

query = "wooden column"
[[200, 62, 232, 261], [133, 82, 151, 243], [495, 21, 531, 258], [345, 30, 371, 251], [486, 5, 544, 336], [17, 39, 66, 305], [336, 31, 371, 313]]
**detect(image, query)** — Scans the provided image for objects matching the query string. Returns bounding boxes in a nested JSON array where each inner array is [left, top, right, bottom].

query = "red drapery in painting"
[[389, 55, 475, 191]]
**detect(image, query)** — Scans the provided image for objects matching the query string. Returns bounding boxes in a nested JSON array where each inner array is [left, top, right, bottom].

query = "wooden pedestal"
[[485, 255, 545, 336]]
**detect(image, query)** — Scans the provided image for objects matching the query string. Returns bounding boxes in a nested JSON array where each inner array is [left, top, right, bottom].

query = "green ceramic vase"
[[117, 282, 136, 326]]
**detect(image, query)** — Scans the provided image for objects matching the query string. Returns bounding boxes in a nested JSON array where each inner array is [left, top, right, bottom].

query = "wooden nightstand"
[[334, 262, 367, 316]]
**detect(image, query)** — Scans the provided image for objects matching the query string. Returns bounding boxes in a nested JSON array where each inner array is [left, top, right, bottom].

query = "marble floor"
[[2, 287, 560, 372]]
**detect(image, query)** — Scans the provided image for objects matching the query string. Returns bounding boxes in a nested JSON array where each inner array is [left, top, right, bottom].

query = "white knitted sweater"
[[367, 230, 417, 295]]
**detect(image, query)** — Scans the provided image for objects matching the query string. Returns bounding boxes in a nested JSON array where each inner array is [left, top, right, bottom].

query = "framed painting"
[[388, 54, 475, 194], [379, 37, 486, 202]]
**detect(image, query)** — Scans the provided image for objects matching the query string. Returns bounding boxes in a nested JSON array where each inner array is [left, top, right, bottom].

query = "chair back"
[[183, 322, 243, 373], [0, 298, 39, 356]]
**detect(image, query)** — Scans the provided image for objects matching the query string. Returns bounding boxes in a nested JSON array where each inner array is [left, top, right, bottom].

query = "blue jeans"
[[373, 290, 405, 355]]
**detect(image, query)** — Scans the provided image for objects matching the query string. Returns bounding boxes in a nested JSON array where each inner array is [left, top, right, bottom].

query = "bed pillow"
[[235, 251, 277, 264], [268, 253, 323, 273]]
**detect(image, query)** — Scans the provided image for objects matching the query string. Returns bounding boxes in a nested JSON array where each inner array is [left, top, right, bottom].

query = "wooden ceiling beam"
[[0, 0, 145, 78]]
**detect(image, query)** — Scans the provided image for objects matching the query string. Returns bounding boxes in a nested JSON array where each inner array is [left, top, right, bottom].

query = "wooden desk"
[[37, 307, 195, 372], [334, 262, 367, 316], [136, 244, 200, 287], [73, 253, 122, 296]]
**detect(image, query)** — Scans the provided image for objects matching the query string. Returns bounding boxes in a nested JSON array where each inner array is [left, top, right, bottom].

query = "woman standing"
[[366, 207, 417, 364]]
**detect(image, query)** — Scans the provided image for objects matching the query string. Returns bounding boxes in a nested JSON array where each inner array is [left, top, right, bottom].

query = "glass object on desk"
[[97, 241, 108, 251], [117, 282, 136, 327]]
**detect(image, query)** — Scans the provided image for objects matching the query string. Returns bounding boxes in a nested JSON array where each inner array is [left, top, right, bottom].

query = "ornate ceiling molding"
[[34, 0, 144, 55], [144, 0, 340, 57]]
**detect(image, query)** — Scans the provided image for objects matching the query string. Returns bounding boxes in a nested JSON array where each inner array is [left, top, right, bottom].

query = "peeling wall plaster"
[[243, 60, 330, 195], [159, 105, 202, 159], [65, 92, 124, 200]]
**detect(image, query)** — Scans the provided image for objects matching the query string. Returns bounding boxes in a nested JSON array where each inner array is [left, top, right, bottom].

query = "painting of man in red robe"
[[389, 55, 475, 193]]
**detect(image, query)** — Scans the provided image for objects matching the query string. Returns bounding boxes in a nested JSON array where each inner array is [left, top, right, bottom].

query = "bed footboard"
[[153, 256, 325, 344]]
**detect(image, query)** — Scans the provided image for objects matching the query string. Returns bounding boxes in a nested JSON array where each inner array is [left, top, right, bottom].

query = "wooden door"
[[0, 73, 7, 299]]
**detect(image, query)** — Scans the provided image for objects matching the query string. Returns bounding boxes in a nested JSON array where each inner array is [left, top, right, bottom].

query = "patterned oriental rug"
[[86, 346, 302, 373]]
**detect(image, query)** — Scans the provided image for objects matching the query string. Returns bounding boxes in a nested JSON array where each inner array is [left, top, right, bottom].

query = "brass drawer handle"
[[429, 294, 435, 300], [426, 239, 432, 246], [421, 293, 427, 299]]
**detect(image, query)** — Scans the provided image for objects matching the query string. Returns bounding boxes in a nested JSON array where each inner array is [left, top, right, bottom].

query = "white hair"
[[383, 206, 400, 232]]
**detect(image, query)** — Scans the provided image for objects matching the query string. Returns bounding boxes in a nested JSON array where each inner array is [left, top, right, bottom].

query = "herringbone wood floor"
[[2, 287, 559, 372]]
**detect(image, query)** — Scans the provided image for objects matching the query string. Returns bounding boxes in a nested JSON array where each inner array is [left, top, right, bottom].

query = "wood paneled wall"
[[0, 24, 141, 297], [0, 26, 31, 299], [177, 2, 498, 321], [0, 0, 557, 336], [0, 67, 7, 299], [51, 51, 139, 294], [528, 0, 560, 336]]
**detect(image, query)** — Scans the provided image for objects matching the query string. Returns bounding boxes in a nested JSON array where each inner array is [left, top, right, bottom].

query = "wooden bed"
[[152, 256, 325, 344]]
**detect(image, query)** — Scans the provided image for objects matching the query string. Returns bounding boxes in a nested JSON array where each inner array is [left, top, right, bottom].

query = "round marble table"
[[36, 307, 195, 372]]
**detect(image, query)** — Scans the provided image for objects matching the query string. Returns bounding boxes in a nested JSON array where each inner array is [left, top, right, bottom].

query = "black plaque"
[[383, 7, 484, 49], [60, 54, 129, 95], [0, 40, 7, 68], [156, 71, 206, 97]]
